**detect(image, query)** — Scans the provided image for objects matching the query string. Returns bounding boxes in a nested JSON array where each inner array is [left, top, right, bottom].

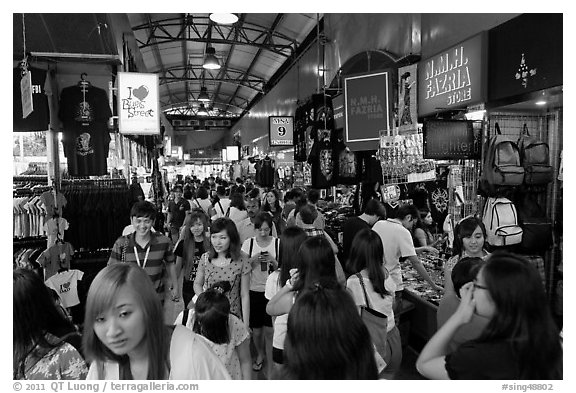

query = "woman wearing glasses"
[[416, 252, 563, 379]]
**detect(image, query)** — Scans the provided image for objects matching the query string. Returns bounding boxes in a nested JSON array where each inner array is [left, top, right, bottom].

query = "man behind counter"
[[372, 204, 442, 314]]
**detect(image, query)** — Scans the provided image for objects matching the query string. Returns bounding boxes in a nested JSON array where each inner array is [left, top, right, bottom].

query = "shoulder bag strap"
[[249, 238, 254, 258], [217, 201, 224, 214], [225, 206, 230, 217], [275, 238, 279, 258], [356, 273, 372, 309], [182, 308, 189, 326], [121, 236, 129, 263]]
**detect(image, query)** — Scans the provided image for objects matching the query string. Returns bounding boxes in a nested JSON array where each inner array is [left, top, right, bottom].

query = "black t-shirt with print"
[[59, 85, 112, 176], [60, 122, 111, 176], [307, 128, 335, 189], [174, 240, 205, 282]]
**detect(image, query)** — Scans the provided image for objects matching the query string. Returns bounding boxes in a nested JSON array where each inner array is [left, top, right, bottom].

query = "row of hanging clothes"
[[13, 178, 65, 239], [60, 178, 132, 251]]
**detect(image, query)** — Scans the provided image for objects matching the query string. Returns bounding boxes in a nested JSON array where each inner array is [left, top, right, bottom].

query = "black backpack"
[[514, 192, 553, 254], [517, 123, 553, 185]]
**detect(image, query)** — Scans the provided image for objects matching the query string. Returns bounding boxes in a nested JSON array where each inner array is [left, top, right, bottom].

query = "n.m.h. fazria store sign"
[[418, 32, 487, 117]]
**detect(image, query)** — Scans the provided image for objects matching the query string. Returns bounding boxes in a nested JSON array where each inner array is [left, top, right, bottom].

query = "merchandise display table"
[[401, 256, 445, 350]]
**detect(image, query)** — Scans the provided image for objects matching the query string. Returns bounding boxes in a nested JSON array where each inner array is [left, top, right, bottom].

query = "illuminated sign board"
[[418, 33, 487, 117]]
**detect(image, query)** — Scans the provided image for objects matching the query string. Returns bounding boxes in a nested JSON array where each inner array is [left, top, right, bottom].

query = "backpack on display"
[[515, 192, 553, 253], [481, 197, 523, 247], [479, 123, 525, 195], [517, 123, 554, 185]]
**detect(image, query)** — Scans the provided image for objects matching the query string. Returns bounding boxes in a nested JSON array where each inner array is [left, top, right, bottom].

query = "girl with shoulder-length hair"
[[264, 226, 307, 369], [417, 252, 562, 380], [14, 268, 87, 380], [174, 210, 211, 307], [194, 217, 251, 326], [443, 216, 489, 296], [84, 263, 230, 380], [345, 228, 401, 378], [283, 279, 378, 379], [262, 189, 285, 235], [227, 192, 248, 225], [175, 281, 252, 380]]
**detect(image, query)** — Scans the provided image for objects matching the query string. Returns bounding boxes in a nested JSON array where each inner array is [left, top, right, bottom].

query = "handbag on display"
[[356, 273, 388, 361]]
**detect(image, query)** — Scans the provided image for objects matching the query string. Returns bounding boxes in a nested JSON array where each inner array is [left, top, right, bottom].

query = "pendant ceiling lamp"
[[198, 86, 210, 102], [209, 13, 238, 25], [203, 47, 221, 70], [197, 103, 209, 116]]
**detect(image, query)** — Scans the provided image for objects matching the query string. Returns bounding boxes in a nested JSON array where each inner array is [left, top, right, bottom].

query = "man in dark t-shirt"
[[166, 185, 191, 243], [341, 198, 386, 272]]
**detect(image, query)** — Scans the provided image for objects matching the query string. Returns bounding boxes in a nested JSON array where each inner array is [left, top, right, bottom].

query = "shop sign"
[[423, 119, 481, 160], [418, 33, 487, 117], [269, 116, 294, 146], [117, 72, 160, 135], [344, 70, 393, 151], [488, 14, 562, 101]]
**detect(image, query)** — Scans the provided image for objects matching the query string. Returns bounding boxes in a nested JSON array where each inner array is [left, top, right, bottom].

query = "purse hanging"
[[356, 273, 388, 361]]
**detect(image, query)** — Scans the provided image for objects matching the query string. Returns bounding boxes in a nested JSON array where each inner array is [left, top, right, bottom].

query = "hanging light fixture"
[[198, 86, 210, 102], [209, 13, 238, 25], [203, 47, 221, 70], [197, 103, 209, 116]]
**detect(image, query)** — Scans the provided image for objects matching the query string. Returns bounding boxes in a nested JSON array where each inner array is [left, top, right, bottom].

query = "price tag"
[[20, 71, 33, 119]]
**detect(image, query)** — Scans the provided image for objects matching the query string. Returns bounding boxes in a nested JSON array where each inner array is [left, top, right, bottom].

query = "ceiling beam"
[[144, 14, 177, 106], [159, 64, 265, 93], [226, 13, 285, 116], [213, 13, 247, 104], [133, 15, 296, 58]]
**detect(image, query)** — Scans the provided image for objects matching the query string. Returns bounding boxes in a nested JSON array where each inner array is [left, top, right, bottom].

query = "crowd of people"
[[13, 175, 563, 380]]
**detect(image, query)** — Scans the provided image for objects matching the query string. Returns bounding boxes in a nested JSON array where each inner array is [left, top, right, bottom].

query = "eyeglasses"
[[473, 281, 488, 290]]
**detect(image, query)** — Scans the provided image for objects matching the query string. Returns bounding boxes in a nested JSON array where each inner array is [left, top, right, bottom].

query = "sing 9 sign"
[[269, 116, 294, 146]]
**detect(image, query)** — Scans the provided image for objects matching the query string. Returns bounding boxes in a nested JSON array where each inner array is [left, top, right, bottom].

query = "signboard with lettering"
[[269, 116, 294, 146], [423, 120, 481, 160], [332, 93, 344, 130], [418, 33, 487, 117], [117, 72, 160, 135], [488, 14, 562, 101], [344, 70, 393, 151]]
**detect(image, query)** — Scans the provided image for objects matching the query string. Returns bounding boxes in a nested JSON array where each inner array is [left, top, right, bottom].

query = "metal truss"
[[132, 15, 296, 58], [160, 65, 266, 93]]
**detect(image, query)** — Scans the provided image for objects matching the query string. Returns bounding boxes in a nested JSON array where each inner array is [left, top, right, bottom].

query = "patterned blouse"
[[197, 252, 251, 319], [17, 333, 88, 380], [179, 312, 250, 380]]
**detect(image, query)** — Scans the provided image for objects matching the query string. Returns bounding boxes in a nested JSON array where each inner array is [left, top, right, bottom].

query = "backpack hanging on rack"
[[479, 123, 525, 196], [515, 192, 553, 254], [481, 197, 523, 247], [517, 123, 553, 185]]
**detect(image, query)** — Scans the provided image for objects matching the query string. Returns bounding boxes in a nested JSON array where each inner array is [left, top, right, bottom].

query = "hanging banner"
[[269, 116, 294, 146], [397, 64, 418, 134], [344, 70, 393, 151], [117, 72, 160, 135], [418, 32, 487, 117]]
